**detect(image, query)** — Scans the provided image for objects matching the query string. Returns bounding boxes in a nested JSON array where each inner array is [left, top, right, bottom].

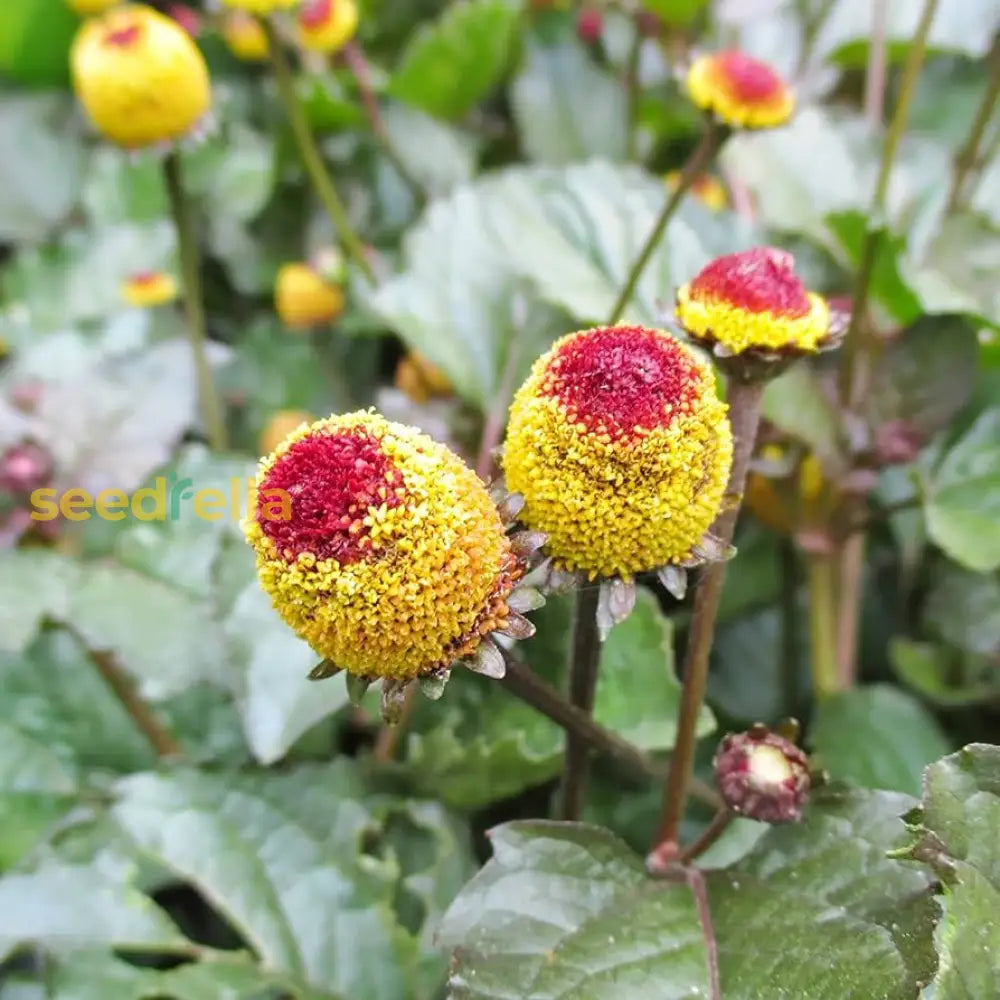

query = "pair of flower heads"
[[244, 248, 842, 722]]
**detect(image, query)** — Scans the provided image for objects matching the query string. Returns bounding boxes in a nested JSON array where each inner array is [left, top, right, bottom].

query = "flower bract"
[[71, 3, 211, 149], [686, 50, 793, 129], [502, 325, 733, 580], [244, 411, 525, 682], [676, 247, 831, 357]]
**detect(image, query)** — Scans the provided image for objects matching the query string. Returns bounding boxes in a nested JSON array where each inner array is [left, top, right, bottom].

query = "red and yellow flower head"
[[686, 50, 793, 129], [676, 247, 831, 357], [121, 270, 178, 307], [71, 4, 211, 149], [298, 0, 359, 53], [244, 411, 528, 686], [502, 325, 733, 581]]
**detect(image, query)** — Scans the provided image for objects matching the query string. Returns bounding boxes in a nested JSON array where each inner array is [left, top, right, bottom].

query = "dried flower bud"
[[714, 726, 810, 824]]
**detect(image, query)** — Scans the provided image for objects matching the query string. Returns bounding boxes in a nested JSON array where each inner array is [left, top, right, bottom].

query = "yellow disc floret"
[[298, 0, 358, 53], [686, 50, 793, 129], [71, 4, 211, 149], [503, 325, 733, 580], [244, 411, 522, 680], [676, 247, 831, 355], [275, 262, 345, 330]]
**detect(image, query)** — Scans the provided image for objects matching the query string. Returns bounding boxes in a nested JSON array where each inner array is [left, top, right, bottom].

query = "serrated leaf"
[[510, 39, 627, 164], [923, 407, 1000, 572], [112, 764, 470, 1000], [811, 684, 950, 795], [442, 788, 938, 999], [389, 0, 520, 119], [0, 863, 185, 963]]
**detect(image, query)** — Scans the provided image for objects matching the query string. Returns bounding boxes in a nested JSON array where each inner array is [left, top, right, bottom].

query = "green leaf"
[[82, 148, 168, 226], [762, 363, 842, 460], [900, 744, 1000, 997], [0, 0, 78, 87], [510, 39, 627, 164], [0, 863, 185, 962], [890, 638, 1000, 707], [0, 95, 85, 243], [389, 0, 521, 119], [381, 103, 479, 197], [442, 788, 938, 999], [923, 407, 1000, 572], [925, 562, 1000, 655], [811, 684, 950, 795], [0, 550, 79, 654], [438, 822, 712, 998], [112, 764, 471, 1000]]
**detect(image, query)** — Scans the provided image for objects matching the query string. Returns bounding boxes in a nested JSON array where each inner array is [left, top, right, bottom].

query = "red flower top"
[[686, 50, 793, 129]]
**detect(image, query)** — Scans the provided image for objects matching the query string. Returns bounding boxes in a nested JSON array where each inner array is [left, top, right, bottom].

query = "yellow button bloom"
[[71, 4, 211, 149], [221, 11, 269, 61], [244, 411, 527, 683], [220, 0, 299, 14], [676, 247, 831, 356], [503, 325, 733, 580], [298, 0, 358, 53], [686, 50, 793, 129], [275, 262, 346, 330], [121, 271, 179, 307]]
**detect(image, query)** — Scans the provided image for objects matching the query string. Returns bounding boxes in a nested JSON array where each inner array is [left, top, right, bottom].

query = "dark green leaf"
[[925, 562, 1000, 655], [889, 638, 1000, 707], [811, 684, 951, 795], [762, 363, 842, 461]]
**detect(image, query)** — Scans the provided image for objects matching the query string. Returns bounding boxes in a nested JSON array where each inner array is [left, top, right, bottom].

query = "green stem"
[[651, 379, 764, 857], [607, 121, 728, 324], [162, 152, 227, 452], [947, 32, 1000, 211], [839, 0, 940, 405], [625, 18, 642, 162], [264, 19, 375, 285], [558, 585, 603, 820], [807, 553, 839, 701]]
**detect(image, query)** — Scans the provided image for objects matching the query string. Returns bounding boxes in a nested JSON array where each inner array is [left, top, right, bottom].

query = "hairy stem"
[[652, 379, 764, 854], [558, 586, 603, 820], [947, 31, 1000, 210], [686, 867, 721, 1000], [89, 647, 182, 758], [265, 20, 375, 285], [807, 552, 839, 700], [607, 121, 728, 324], [839, 0, 940, 404], [163, 152, 227, 452]]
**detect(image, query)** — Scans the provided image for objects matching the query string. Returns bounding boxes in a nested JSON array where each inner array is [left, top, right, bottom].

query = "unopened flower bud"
[[0, 442, 54, 497], [576, 8, 602, 43], [714, 725, 810, 824]]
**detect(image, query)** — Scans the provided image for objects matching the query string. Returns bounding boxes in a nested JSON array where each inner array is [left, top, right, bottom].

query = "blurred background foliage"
[[2, 0, 1000, 997]]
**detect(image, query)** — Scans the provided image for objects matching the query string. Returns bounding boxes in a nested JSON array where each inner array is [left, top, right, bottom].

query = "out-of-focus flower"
[[686, 50, 793, 129], [298, 0, 358, 53], [71, 4, 211, 149], [220, 0, 298, 14], [121, 270, 179, 307], [745, 444, 829, 536], [166, 3, 201, 36], [258, 409, 313, 456], [503, 325, 733, 618], [676, 247, 834, 372], [67, 0, 121, 15], [221, 9, 269, 60], [0, 442, 54, 497], [665, 170, 728, 211], [576, 8, 603, 43], [394, 353, 452, 404], [714, 725, 811, 824], [275, 262, 345, 330], [243, 410, 544, 719]]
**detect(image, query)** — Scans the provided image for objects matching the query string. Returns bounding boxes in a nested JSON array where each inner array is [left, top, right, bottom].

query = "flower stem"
[[651, 378, 764, 856], [678, 808, 734, 865], [89, 646, 182, 759], [264, 19, 375, 285], [779, 537, 802, 710], [947, 32, 1000, 211], [607, 121, 728, 324], [807, 552, 839, 700], [834, 530, 865, 689], [162, 151, 227, 452], [558, 585, 603, 819], [839, 0, 939, 404], [625, 19, 642, 162], [862, 0, 888, 128]]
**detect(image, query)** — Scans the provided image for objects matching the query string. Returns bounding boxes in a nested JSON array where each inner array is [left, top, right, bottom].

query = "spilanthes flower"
[[665, 170, 728, 212], [220, 0, 299, 14], [121, 270, 179, 307], [502, 325, 733, 627], [275, 262, 345, 330], [298, 0, 358, 53], [243, 411, 544, 720], [676, 247, 837, 377], [394, 352, 453, 404], [67, 0, 121, 15], [686, 50, 793, 130], [258, 409, 313, 455], [71, 4, 211, 149], [221, 10, 269, 60]]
